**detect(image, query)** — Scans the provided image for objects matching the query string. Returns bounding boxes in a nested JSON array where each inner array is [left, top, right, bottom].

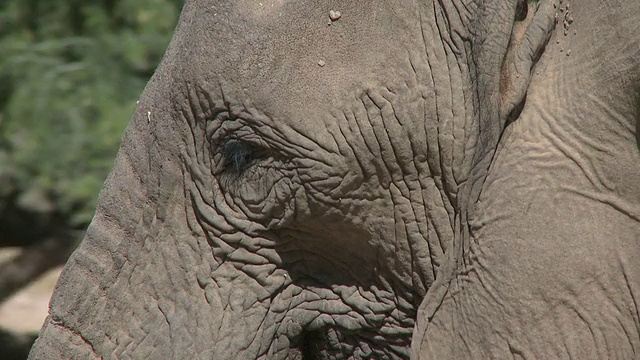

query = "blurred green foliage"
[[0, 0, 183, 227]]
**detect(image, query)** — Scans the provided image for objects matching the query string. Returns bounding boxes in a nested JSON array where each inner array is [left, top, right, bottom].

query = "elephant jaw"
[[202, 261, 416, 359]]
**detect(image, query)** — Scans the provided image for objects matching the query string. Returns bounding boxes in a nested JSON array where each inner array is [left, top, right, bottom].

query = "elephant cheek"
[[27, 100, 209, 357], [28, 152, 284, 359]]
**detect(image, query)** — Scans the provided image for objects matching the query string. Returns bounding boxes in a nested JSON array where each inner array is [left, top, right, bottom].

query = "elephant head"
[[29, 0, 640, 358]]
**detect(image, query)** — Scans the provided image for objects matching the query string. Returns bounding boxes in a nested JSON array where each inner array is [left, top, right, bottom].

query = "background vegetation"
[[0, 0, 183, 357]]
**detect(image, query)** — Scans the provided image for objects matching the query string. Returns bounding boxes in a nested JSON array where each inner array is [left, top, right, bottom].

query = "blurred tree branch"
[[0, 194, 82, 303], [0, 234, 79, 304]]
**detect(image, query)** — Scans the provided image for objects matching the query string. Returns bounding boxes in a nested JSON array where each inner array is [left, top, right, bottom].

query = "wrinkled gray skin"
[[29, 0, 640, 359]]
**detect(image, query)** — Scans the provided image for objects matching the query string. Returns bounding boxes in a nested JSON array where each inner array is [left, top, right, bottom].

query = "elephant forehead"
[[175, 0, 423, 129]]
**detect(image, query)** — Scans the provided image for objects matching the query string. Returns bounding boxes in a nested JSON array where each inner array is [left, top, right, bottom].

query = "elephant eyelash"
[[218, 139, 268, 174]]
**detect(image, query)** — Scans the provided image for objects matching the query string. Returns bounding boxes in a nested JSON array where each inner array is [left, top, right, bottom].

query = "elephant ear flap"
[[500, 0, 557, 122]]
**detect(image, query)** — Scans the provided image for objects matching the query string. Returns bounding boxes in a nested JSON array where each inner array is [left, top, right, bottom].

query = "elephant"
[[29, 0, 640, 358]]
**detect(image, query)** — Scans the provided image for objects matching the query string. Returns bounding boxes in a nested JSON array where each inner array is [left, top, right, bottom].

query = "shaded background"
[[0, 0, 184, 357]]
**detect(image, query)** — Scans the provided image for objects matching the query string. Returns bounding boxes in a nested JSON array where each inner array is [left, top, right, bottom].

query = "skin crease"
[[28, 0, 639, 359]]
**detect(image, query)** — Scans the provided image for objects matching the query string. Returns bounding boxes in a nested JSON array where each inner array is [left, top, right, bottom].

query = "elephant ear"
[[462, 0, 558, 198], [413, 2, 562, 355], [499, 0, 557, 123]]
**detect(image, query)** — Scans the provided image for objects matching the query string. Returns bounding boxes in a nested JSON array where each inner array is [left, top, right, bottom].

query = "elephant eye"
[[219, 139, 260, 173]]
